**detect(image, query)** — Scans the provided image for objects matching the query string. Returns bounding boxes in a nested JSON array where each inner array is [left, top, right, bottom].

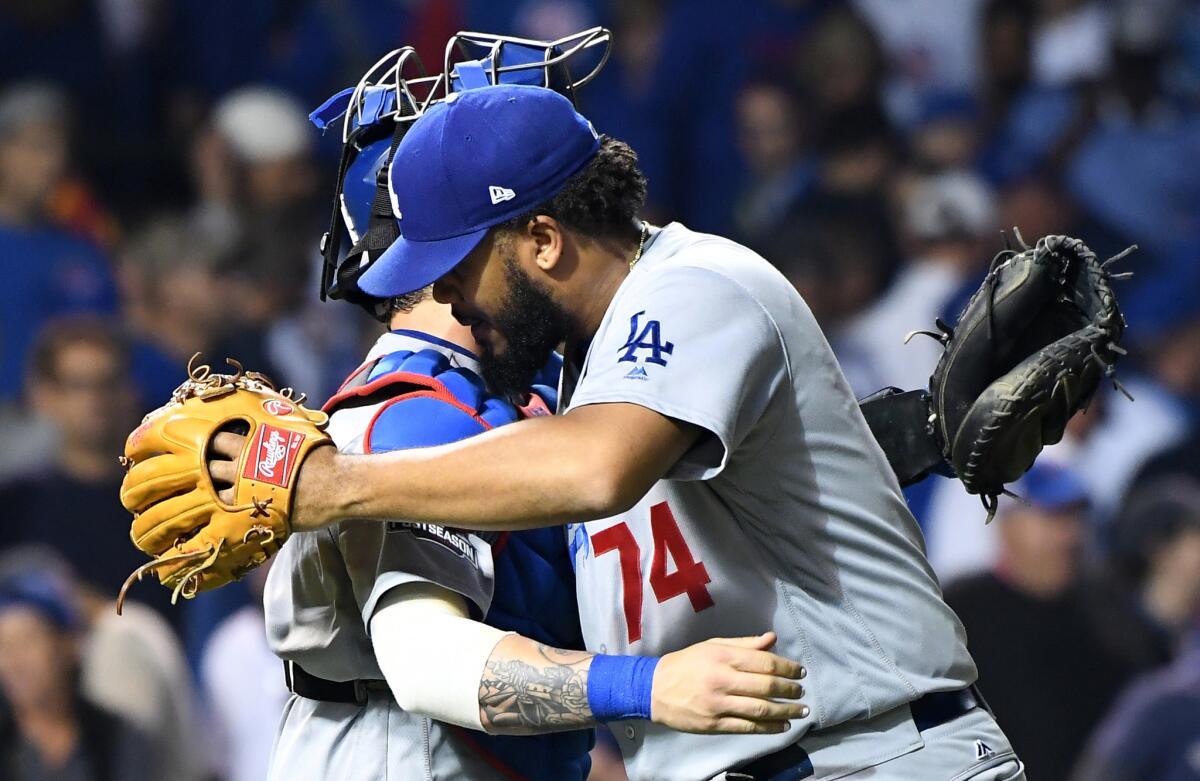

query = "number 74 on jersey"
[[584, 502, 715, 643]]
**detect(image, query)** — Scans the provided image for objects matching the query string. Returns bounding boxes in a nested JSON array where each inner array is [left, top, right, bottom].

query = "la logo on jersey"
[[489, 185, 516, 205], [619, 311, 674, 374]]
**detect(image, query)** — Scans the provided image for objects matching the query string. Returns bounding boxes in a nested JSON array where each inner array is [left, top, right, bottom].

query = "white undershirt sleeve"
[[369, 582, 510, 731]]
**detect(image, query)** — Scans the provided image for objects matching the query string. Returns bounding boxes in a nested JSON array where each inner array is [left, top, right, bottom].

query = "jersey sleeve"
[[339, 394, 497, 628], [567, 265, 789, 480]]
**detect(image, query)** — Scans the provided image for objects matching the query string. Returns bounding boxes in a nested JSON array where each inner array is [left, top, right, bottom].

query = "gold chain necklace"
[[628, 222, 650, 269]]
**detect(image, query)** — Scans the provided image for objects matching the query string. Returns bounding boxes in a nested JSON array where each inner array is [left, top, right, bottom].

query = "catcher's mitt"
[[918, 233, 1132, 517], [117, 356, 332, 611]]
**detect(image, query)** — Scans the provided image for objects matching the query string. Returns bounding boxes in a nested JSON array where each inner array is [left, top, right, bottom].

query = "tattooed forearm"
[[478, 641, 595, 734]]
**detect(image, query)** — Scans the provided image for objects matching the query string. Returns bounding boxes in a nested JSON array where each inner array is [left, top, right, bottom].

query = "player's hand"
[[650, 632, 808, 734], [209, 431, 339, 531]]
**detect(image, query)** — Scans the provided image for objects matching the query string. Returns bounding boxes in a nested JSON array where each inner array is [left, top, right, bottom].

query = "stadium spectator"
[[0, 318, 174, 619], [580, 0, 745, 233], [977, 0, 1089, 185], [1070, 629, 1200, 781], [200, 565, 287, 781], [1065, 314, 1195, 519], [1093, 479, 1200, 671], [810, 102, 899, 201], [117, 215, 284, 408], [0, 83, 116, 403], [945, 462, 1137, 780], [189, 86, 320, 248], [733, 79, 813, 243], [854, 0, 987, 125], [1031, 0, 1113, 88], [906, 92, 982, 173], [756, 206, 896, 337], [168, 0, 341, 107], [0, 572, 156, 781], [0, 548, 206, 781], [836, 170, 997, 396], [793, 6, 886, 118], [1065, 1, 1200, 261], [225, 210, 365, 403]]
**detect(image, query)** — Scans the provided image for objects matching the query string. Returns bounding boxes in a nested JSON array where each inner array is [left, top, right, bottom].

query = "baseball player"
[[207, 85, 1026, 780], [263, 36, 807, 781]]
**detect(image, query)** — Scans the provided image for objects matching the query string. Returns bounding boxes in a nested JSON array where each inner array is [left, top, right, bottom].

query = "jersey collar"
[[366, 329, 482, 373]]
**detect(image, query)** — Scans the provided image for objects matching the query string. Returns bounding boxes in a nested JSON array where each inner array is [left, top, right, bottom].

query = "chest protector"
[[325, 347, 591, 781]]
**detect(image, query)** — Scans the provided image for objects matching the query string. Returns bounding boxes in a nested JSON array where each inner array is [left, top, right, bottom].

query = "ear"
[[528, 215, 564, 272]]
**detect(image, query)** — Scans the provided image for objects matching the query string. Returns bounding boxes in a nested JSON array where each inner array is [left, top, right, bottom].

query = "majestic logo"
[[624, 366, 649, 381], [242, 424, 305, 488], [489, 185, 516, 205], [618, 311, 674, 366], [974, 740, 994, 760], [262, 398, 294, 417]]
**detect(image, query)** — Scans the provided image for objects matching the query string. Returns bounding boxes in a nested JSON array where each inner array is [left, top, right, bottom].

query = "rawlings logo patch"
[[242, 424, 304, 487], [262, 398, 295, 417]]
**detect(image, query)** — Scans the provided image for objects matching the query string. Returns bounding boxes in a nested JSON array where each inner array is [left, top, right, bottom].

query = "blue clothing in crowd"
[[0, 223, 116, 400], [1074, 634, 1200, 781]]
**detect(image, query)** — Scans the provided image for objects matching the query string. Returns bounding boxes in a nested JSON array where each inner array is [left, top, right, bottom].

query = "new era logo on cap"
[[489, 185, 516, 205]]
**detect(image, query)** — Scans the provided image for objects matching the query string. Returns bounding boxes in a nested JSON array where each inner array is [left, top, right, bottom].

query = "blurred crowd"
[[0, 0, 1198, 779]]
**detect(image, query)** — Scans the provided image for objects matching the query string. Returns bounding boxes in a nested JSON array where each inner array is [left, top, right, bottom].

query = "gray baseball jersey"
[[564, 223, 979, 781], [264, 332, 506, 781]]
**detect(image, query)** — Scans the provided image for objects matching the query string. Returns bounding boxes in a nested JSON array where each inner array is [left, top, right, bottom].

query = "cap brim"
[[359, 227, 489, 297]]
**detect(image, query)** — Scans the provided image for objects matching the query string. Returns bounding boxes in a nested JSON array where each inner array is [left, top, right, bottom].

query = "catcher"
[[119, 77, 1131, 781]]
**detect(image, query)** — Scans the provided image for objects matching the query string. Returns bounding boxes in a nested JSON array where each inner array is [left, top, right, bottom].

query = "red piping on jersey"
[[449, 726, 537, 781], [331, 363, 533, 562], [322, 366, 429, 413], [359, 371, 496, 454], [325, 357, 377, 404]]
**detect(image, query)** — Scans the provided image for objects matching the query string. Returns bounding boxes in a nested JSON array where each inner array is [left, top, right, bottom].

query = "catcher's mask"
[[311, 28, 612, 321]]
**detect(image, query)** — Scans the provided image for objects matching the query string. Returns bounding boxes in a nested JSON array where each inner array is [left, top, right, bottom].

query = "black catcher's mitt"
[[925, 233, 1131, 513], [860, 233, 1134, 519]]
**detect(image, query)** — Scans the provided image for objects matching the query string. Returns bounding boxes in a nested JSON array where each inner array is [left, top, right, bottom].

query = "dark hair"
[[28, 316, 129, 385], [388, 286, 433, 315], [498, 135, 647, 239]]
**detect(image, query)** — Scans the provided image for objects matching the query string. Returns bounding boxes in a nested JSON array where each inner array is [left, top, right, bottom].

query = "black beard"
[[478, 255, 573, 402]]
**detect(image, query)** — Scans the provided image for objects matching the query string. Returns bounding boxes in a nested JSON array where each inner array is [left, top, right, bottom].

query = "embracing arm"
[[370, 583, 806, 736], [284, 402, 700, 532]]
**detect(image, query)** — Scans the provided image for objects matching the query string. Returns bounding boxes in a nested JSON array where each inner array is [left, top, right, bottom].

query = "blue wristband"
[[587, 654, 660, 722]]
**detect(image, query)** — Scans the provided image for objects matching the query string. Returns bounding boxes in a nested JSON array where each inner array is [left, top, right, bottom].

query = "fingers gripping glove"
[[117, 356, 332, 610], [918, 233, 1133, 518]]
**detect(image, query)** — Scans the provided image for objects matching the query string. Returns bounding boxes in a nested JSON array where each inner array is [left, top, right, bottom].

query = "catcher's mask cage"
[[311, 27, 613, 320]]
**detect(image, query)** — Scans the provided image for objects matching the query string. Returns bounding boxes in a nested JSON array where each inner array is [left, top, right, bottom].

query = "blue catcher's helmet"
[[311, 28, 612, 320]]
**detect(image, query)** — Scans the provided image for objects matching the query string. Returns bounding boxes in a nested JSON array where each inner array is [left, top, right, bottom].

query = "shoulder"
[[368, 393, 494, 452], [352, 348, 520, 454], [629, 225, 794, 321]]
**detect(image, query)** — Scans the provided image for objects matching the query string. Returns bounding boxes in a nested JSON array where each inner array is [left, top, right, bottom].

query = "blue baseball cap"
[[1013, 461, 1090, 513], [360, 84, 601, 297], [0, 573, 78, 631]]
